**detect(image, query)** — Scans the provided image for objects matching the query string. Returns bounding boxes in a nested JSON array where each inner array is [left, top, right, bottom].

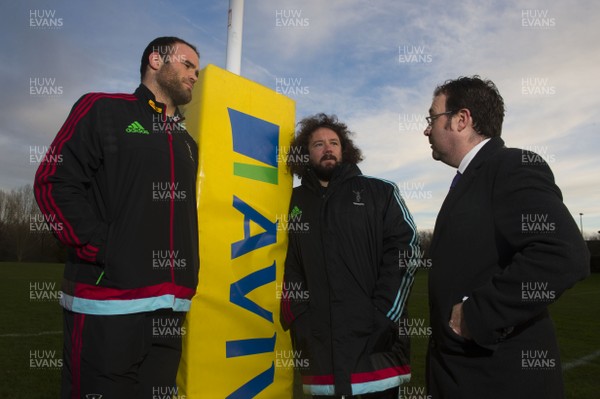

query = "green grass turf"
[[0, 263, 598, 398], [0, 262, 63, 398]]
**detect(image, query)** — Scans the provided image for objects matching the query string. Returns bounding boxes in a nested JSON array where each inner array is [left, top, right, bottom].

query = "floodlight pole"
[[226, 0, 244, 75]]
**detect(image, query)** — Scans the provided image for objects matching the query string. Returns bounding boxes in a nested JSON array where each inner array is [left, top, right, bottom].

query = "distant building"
[[587, 240, 600, 273]]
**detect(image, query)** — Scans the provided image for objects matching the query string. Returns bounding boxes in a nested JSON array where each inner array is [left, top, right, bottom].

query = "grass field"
[[0, 263, 598, 398]]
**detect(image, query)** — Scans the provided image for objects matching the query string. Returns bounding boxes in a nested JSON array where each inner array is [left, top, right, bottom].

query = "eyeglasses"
[[425, 111, 454, 127]]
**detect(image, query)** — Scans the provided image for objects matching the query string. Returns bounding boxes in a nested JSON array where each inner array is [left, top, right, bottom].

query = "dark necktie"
[[450, 171, 462, 189]]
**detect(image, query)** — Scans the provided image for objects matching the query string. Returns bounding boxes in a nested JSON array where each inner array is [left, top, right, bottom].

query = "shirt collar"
[[458, 138, 491, 174]]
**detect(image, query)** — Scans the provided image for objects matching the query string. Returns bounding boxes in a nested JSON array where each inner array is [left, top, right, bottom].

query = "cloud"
[[1, 0, 598, 232]]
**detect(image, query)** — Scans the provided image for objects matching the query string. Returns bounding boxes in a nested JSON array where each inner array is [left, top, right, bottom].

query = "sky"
[[1, 0, 599, 234]]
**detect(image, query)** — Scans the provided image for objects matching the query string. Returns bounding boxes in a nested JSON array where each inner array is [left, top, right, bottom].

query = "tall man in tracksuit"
[[34, 36, 200, 398], [280, 113, 419, 398]]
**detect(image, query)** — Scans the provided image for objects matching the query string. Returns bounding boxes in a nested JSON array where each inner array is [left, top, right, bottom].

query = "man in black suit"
[[423, 76, 590, 398]]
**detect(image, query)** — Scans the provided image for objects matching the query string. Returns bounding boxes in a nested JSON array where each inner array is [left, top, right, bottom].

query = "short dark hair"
[[434, 76, 505, 138], [140, 36, 199, 80], [288, 113, 364, 178]]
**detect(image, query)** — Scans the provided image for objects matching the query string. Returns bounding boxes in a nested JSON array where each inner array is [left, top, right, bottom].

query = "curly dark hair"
[[288, 113, 364, 178], [434, 75, 505, 138]]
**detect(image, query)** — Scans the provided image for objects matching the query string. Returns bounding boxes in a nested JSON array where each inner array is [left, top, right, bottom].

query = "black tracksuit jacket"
[[34, 84, 199, 315], [280, 163, 419, 396]]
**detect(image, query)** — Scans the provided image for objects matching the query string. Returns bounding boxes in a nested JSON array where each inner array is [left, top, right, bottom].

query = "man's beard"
[[156, 65, 192, 106], [311, 155, 340, 182]]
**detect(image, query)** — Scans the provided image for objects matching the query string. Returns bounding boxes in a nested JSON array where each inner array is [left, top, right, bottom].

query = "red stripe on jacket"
[[302, 365, 411, 385], [71, 281, 196, 301], [34, 93, 136, 261]]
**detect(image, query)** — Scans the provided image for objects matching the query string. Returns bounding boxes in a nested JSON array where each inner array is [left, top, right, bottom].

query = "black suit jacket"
[[427, 137, 590, 398]]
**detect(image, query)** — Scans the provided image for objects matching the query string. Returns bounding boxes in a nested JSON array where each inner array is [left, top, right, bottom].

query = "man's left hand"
[[449, 302, 471, 339]]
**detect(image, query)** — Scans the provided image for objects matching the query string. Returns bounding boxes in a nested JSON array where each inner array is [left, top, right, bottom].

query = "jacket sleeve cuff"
[[76, 223, 108, 265]]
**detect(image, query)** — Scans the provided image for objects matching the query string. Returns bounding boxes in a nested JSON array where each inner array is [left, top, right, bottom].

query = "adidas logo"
[[125, 121, 150, 135]]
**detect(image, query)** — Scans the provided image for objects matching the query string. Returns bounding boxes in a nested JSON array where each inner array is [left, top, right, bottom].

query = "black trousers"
[[61, 308, 186, 399]]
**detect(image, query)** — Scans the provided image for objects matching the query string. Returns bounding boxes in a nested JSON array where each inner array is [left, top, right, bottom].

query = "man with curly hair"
[[280, 113, 419, 398]]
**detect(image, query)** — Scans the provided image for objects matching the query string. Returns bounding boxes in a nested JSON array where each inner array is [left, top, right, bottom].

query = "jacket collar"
[[134, 84, 183, 121], [462, 136, 505, 176], [443, 136, 505, 205]]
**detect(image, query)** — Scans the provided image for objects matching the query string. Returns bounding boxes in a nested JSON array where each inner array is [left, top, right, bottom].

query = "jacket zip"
[[164, 108, 176, 285], [319, 188, 340, 392]]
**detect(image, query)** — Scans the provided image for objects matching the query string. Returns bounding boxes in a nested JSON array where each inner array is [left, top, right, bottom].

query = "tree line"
[[0, 184, 596, 265], [0, 185, 66, 262]]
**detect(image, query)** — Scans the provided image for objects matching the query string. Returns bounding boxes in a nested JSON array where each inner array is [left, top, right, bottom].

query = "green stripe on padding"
[[234, 162, 278, 185]]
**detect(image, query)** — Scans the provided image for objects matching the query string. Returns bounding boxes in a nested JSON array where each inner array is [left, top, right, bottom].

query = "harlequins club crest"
[[352, 189, 365, 206]]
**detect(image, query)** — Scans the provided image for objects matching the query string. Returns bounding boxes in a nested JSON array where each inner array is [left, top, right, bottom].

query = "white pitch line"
[[562, 350, 600, 371], [0, 330, 61, 338]]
